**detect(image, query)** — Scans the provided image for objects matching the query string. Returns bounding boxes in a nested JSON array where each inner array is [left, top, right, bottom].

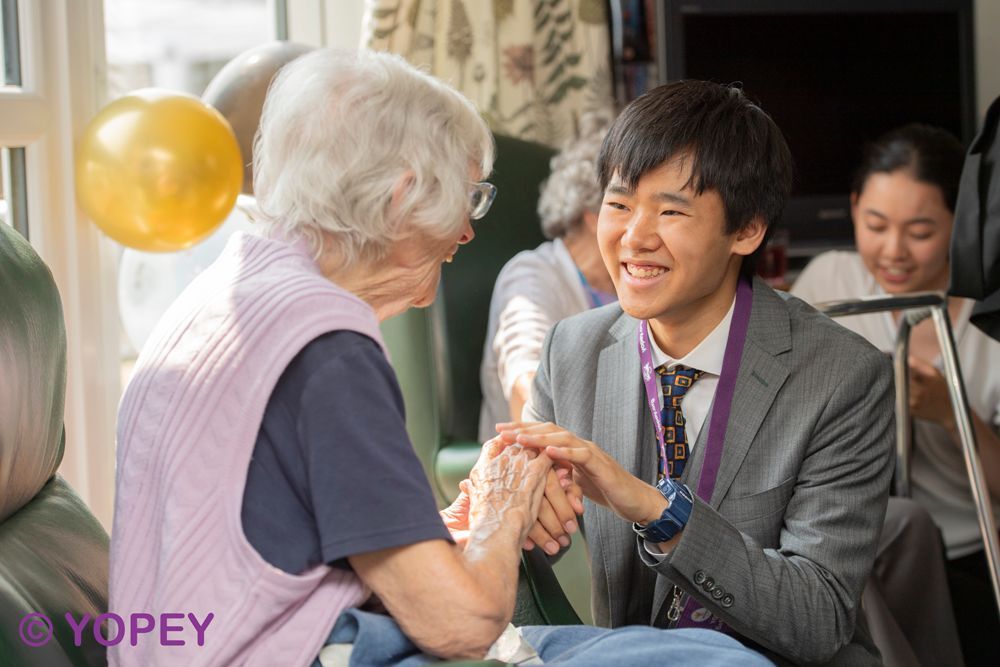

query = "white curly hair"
[[537, 110, 615, 239], [253, 48, 494, 266]]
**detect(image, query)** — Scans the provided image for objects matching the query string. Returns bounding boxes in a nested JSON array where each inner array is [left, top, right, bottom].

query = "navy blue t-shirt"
[[241, 330, 451, 574]]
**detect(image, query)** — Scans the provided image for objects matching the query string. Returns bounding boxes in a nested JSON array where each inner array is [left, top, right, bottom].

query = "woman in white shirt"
[[793, 124, 1000, 665], [479, 112, 616, 443]]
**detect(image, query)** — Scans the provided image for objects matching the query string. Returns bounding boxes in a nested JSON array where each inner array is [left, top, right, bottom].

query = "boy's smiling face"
[[598, 156, 762, 345]]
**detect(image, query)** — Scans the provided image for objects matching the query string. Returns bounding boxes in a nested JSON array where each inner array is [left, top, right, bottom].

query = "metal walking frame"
[[817, 291, 1000, 617]]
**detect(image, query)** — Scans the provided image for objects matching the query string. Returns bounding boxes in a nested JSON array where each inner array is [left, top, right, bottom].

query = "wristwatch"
[[632, 477, 694, 543]]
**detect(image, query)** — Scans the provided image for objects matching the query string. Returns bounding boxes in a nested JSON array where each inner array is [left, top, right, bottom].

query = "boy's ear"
[[733, 217, 768, 257]]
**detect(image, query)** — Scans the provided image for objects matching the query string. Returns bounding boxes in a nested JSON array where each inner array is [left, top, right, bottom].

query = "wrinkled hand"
[[440, 482, 472, 548], [465, 437, 552, 545], [497, 422, 665, 526], [495, 422, 584, 555], [909, 356, 955, 430]]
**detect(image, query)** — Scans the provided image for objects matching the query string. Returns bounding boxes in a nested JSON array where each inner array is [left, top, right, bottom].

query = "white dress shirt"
[[644, 294, 735, 557], [647, 295, 736, 452]]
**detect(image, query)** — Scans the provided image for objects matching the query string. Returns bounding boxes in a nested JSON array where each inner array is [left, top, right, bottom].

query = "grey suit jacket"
[[527, 279, 894, 665]]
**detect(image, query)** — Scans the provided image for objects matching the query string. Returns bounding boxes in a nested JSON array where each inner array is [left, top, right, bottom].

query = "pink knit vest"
[[110, 233, 378, 666]]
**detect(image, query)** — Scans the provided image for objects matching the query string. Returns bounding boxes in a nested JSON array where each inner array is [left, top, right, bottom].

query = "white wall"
[[975, 0, 1000, 124], [286, 0, 365, 49]]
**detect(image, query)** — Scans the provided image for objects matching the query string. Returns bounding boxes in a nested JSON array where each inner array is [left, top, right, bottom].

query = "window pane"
[[104, 0, 272, 98], [0, 146, 28, 240], [103, 0, 275, 379], [1, 0, 21, 87]]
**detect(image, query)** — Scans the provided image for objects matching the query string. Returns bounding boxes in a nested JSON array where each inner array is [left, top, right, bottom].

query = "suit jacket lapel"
[[592, 314, 648, 623], [594, 283, 794, 624], [708, 280, 792, 508], [594, 312, 650, 479], [650, 281, 792, 623]]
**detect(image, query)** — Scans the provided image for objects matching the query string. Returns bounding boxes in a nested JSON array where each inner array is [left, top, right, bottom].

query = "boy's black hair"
[[598, 80, 794, 277]]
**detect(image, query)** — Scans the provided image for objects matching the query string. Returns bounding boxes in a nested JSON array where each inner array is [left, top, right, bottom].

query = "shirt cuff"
[[643, 540, 668, 560]]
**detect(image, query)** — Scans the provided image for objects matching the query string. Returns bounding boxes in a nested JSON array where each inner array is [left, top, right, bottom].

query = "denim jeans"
[[314, 608, 774, 666]]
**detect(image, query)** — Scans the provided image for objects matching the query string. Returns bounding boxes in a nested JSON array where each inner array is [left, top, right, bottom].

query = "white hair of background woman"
[[253, 48, 494, 266], [537, 110, 615, 240]]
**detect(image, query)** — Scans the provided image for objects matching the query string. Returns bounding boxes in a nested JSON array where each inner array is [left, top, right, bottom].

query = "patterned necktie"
[[657, 364, 704, 480]]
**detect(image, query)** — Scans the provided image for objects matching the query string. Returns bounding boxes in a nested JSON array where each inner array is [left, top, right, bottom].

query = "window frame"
[[0, 0, 118, 528], [0, 0, 361, 527]]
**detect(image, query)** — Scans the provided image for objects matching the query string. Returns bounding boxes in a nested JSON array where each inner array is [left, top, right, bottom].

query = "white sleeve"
[[495, 296, 554, 400], [491, 255, 572, 401], [789, 251, 844, 305], [642, 540, 668, 560]]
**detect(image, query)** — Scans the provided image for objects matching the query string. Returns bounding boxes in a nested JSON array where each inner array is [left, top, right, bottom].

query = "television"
[[658, 0, 976, 254]]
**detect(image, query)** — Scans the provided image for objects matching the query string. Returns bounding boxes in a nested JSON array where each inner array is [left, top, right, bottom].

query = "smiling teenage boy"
[[500, 81, 895, 665]]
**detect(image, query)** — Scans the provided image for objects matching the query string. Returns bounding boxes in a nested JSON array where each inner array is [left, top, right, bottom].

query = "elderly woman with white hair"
[[108, 49, 771, 667], [480, 114, 617, 457]]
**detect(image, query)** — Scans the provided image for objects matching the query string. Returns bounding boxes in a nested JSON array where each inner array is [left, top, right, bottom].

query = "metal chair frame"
[[818, 291, 1000, 616]]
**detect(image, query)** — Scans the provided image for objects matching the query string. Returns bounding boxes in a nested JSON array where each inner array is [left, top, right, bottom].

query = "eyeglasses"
[[469, 181, 497, 220]]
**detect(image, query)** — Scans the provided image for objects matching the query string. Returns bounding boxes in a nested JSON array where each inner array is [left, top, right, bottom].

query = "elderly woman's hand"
[[498, 421, 670, 527], [440, 483, 473, 548], [465, 437, 552, 546], [441, 472, 559, 551], [492, 423, 585, 556]]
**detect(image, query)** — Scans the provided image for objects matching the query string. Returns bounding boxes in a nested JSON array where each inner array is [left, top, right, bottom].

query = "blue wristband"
[[632, 477, 694, 543]]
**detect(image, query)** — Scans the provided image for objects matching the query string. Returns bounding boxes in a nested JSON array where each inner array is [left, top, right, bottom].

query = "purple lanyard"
[[637, 277, 753, 632], [638, 277, 752, 500]]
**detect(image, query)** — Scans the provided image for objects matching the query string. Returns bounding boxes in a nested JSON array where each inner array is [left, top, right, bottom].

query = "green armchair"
[[0, 223, 110, 665], [381, 133, 590, 630], [433, 133, 554, 498], [382, 135, 590, 625], [434, 134, 588, 627]]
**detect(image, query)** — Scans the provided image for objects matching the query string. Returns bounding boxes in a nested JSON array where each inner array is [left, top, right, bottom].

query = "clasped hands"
[[446, 422, 670, 555]]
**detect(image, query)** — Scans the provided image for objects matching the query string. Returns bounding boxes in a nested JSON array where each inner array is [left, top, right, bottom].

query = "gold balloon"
[[75, 88, 243, 252]]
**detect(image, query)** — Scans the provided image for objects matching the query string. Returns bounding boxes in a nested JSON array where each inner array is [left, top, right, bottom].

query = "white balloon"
[[118, 194, 258, 352]]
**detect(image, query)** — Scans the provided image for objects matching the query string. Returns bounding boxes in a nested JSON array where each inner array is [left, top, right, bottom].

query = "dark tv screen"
[[673, 9, 971, 249]]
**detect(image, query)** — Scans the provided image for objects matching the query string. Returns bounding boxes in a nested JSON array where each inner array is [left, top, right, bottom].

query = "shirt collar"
[[648, 295, 736, 376]]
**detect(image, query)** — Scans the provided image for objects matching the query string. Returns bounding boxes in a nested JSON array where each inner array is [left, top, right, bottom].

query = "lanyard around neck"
[[576, 267, 616, 309], [637, 277, 753, 501]]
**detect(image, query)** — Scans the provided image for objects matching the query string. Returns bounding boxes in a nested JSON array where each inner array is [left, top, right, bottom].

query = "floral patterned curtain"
[[363, 0, 615, 148]]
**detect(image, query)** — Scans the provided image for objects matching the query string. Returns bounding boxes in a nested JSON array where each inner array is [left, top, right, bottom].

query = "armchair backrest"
[[0, 223, 66, 522], [428, 134, 554, 500], [0, 223, 109, 666], [381, 135, 589, 627], [436, 133, 555, 445], [434, 134, 585, 628]]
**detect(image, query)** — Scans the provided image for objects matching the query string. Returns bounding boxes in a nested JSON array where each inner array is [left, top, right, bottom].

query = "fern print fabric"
[[364, 0, 615, 148]]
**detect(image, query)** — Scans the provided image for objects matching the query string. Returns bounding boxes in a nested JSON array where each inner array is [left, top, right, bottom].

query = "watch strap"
[[633, 478, 694, 542]]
